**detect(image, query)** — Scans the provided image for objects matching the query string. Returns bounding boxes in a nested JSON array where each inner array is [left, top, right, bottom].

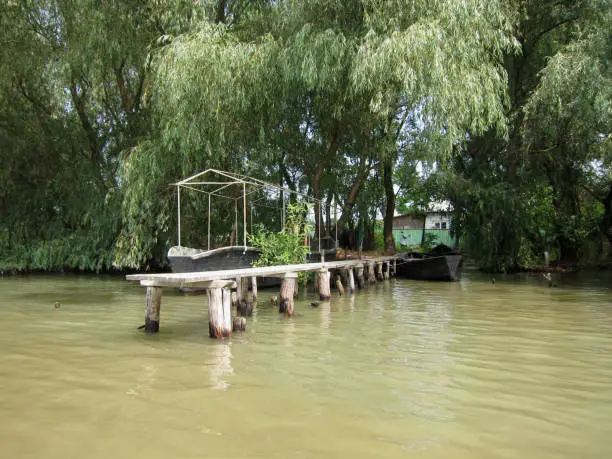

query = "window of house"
[[434, 222, 440, 229], [441, 222, 447, 229]]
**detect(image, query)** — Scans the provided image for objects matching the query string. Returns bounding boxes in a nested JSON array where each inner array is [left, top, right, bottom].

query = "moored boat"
[[396, 247, 462, 281]]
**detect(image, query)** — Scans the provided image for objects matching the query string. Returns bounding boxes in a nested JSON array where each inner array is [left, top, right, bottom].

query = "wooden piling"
[[376, 262, 384, 281], [232, 316, 246, 332], [279, 273, 297, 315], [347, 267, 356, 294], [208, 287, 232, 338], [355, 264, 365, 289], [235, 277, 252, 316], [318, 269, 331, 301], [144, 286, 162, 333], [367, 262, 377, 284], [335, 274, 345, 296], [384, 261, 390, 280], [236, 277, 249, 305], [393, 258, 397, 275], [250, 276, 258, 302]]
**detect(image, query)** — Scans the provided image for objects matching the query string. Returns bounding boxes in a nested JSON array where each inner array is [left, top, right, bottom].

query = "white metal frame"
[[173, 169, 339, 260]]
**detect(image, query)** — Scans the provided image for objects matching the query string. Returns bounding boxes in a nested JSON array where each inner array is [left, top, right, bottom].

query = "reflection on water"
[[0, 271, 611, 458], [209, 343, 233, 391]]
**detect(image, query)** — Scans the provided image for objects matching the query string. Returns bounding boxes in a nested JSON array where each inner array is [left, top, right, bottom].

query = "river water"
[[0, 270, 611, 458]]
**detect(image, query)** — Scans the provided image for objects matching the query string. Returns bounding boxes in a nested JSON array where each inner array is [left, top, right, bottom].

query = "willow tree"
[[142, 0, 518, 259], [524, 9, 612, 257], [450, 0, 610, 269]]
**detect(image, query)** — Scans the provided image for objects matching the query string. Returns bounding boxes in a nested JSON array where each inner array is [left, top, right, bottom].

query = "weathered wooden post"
[[393, 258, 397, 275], [208, 285, 232, 338], [367, 262, 377, 284], [279, 273, 297, 315], [317, 269, 331, 301], [232, 316, 246, 332], [339, 268, 349, 290], [384, 261, 391, 280], [293, 277, 299, 298], [250, 276, 258, 302], [355, 264, 365, 289], [144, 285, 162, 333], [335, 274, 345, 296], [376, 262, 384, 281], [235, 277, 252, 316], [347, 267, 356, 294]]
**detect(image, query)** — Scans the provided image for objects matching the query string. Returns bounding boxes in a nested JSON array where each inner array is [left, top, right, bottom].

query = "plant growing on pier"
[[249, 202, 313, 267]]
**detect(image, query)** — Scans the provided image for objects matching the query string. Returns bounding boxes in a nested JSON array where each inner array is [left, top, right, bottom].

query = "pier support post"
[[232, 316, 246, 332], [318, 269, 331, 301], [208, 287, 232, 338], [250, 276, 258, 302], [367, 262, 377, 284], [347, 267, 356, 294], [335, 274, 345, 296], [384, 261, 390, 280], [376, 262, 384, 281], [235, 277, 252, 316], [279, 273, 298, 315], [393, 258, 397, 275], [355, 264, 365, 289], [144, 286, 162, 333]]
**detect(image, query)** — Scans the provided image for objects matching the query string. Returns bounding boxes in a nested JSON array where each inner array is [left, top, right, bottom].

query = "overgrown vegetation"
[[249, 202, 312, 267], [1, 1, 610, 273]]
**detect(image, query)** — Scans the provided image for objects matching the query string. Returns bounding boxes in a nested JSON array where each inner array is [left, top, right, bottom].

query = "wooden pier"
[[126, 256, 398, 338]]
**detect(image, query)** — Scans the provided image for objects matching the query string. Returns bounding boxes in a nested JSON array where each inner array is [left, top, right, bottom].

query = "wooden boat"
[[396, 247, 462, 281], [167, 246, 261, 274], [168, 243, 336, 291]]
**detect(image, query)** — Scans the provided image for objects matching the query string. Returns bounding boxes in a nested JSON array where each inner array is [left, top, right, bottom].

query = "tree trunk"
[[382, 158, 396, 253]]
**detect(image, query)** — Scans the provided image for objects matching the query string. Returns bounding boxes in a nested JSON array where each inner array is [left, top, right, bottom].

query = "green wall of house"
[[392, 229, 456, 248]]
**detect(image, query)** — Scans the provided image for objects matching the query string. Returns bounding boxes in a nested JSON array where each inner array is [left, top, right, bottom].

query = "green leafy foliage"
[[249, 202, 312, 267]]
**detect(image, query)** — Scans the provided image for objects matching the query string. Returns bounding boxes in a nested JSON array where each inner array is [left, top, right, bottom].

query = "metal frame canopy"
[[173, 169, 336, 256]]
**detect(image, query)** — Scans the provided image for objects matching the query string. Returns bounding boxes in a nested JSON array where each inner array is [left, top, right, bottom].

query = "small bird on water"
[[310, 301, 320, 308], [54, 302, 61, 310]]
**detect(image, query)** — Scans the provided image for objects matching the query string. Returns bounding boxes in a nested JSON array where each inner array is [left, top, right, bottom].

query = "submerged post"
[[355, 264, 365, 289], [376, 262, 384, 281], [144, 286, 162, 333], [235, 277, 252, 316], [393, 258, 397, 275], [208, 287, 232, 338], [279, 273, 298, 315], [335, 274, 345, 296], [318, 269, 331, 301], [347, 267, 356, 294], [384, 261, 390, 280], [367, 262, 377, 284], [250, 276, 258, 302]]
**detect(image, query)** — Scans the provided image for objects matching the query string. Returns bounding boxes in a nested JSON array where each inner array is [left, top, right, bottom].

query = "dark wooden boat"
[[168, 242, 337, 290], [396, 246, 462, 281], [168, 246, 261, 273]]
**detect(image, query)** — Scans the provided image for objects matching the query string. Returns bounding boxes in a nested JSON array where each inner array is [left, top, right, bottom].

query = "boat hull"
[[168, 246, 261, 273], [396, 254, 462, 281]]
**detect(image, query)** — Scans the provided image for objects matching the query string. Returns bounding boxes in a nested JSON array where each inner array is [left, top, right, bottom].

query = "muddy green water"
[[0, 271, 611, 458]]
